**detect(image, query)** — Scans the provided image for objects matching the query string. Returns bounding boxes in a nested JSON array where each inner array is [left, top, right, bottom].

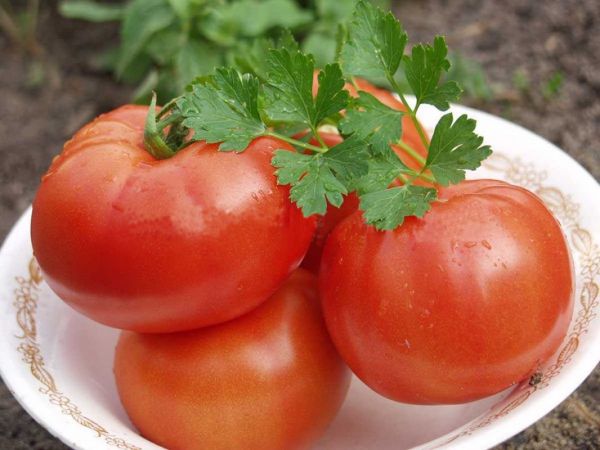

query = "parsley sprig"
[[144, 0, 492, 230]]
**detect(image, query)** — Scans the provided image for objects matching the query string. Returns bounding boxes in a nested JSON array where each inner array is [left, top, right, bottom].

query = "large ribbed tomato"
[[320, 179, 574, 404], [114, 269, 350, 450], [31, 105, 315, 333]]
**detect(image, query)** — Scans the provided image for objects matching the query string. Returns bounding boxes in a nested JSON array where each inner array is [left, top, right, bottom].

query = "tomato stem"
[[143, 93, 177, 160]]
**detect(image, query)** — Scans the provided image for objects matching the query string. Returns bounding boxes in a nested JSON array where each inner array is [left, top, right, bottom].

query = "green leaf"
[[424, 113, 492, 185], [314, 0, 356, 22], [340, 91, 404, 154], [403, 36, 462, 110], [263, 48, 315, 126], [340, 0, 407, 82], [360, 184, 437, 230], [314, 64, 350, 125], [117, 0, 175, 76], [264, 48, 348, 130], [59, 1, 125, 22], [272, 151, 347, 216], [177, 68, 265, 151], [351, 147, 407, 194], [166, 0, 192, 20], [176, 40, 221, 90], [302, 31, 337, 68], [322, 135, 370, 185], [145, 28, 182, 65], [202, 0, 312, 44], [230, 30, 299, 81]]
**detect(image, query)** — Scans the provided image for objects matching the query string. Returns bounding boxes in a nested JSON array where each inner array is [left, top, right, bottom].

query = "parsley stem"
[[396, 140, 426, 165], [266, 131, 328, 154], [417, 172, 436, 183], [387, 74, 431, 151], [311, 127, 328, 150], [401, 170, 435, 185]]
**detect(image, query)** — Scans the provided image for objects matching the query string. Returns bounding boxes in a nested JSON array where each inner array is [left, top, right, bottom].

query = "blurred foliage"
[[59, 0, 491, 104], [0, 0, 41, 55]]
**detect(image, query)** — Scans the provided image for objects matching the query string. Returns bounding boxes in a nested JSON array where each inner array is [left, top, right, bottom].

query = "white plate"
[[1, 104, 599, 450]]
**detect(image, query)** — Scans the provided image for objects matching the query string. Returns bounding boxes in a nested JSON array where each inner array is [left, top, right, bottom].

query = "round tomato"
[[114, 269, 350, 450], [31, 105, 315, 333], [319, 179, 574, 404]]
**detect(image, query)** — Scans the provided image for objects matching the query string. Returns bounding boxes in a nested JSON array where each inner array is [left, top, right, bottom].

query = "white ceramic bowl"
[[1, 103, 599, 450]]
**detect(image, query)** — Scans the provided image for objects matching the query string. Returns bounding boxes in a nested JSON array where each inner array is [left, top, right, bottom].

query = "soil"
[[0, 0, 598, 449]]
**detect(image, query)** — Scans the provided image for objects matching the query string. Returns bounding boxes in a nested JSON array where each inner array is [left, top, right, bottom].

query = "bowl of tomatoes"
[[1, 3, 599, 448], [0, 99, 599, 450]]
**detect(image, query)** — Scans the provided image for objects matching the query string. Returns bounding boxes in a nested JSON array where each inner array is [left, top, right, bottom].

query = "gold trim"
[[13, 262, 141, 450], [436, 154, 600, 446]]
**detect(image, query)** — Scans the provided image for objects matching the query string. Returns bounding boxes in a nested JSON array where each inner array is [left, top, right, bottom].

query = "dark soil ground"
[[1, 0, 598, 449]]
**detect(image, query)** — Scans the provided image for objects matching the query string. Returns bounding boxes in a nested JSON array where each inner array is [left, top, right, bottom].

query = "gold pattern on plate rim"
[[13, 261, 141, 449], [434, 153, 600, 447], [11, 152, 599, 449]]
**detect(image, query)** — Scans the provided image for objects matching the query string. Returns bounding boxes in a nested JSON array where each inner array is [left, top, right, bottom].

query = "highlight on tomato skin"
[[31, 105, 316, 333], [319, 179, 574, 404], [114, 269, 351, 450]]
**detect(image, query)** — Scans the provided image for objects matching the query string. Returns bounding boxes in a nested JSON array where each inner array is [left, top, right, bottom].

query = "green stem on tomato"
[[143, 93, 177, 160], [266, 131, 328, 154]]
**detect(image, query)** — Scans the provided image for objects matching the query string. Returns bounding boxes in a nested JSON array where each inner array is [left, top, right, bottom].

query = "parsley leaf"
[[177, 68, 265, 151], [322, 135, 370, 184], [424, 113, 492, 185], [263, 48, 316, 126], [230, 30, 299, 82], [340, 91, 404, 154], [315, 64, 350, 126], [272, 136, 368, 216], [360, 184, 438, 230], [263, 48, 348, 130], [403, 36, 462, 111], [340, 0, 407, 82], [351, 147, 408, 194], [272, 151, 347, 216]]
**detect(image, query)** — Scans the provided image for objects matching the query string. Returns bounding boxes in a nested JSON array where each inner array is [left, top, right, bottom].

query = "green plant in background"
[[0, 0, 62, 88], [59, 0, 490, 103], [542, 71, 564, 100]]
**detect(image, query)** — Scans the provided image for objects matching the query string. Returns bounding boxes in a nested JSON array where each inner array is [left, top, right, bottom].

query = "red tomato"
[[319, 179, 574, 404], [114, 269, 350, 450], [31, 105, 315, 333]]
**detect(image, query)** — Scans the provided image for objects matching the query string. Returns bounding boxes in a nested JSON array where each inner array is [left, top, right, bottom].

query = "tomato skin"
[[319, 179, 574, 404], [114, 269, 350, 450], [31, 105, 316, 333]]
